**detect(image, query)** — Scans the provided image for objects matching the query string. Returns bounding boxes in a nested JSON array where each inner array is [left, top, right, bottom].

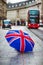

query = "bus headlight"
[[38, 24, 39, 26], [29, 24, 30, 26]]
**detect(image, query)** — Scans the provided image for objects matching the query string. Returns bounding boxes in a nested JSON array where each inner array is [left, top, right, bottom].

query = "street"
[[29, 29, 43, 40], [0, 26, 43, 65]]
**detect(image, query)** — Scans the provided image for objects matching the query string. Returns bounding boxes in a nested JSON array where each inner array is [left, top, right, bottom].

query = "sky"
[[7, 0, 26, 3]]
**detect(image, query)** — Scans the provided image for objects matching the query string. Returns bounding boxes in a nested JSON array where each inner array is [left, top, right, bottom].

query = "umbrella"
[[5, 30, 35, 53]]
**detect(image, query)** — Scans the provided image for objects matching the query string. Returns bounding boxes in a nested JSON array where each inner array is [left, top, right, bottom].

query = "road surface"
[[0, 26, 43, 65], [29, 29, 43, 40]]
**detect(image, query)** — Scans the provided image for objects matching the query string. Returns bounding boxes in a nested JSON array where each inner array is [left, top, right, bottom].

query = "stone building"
[[7, 0, 43, 23], [0, 0, 7, 25]]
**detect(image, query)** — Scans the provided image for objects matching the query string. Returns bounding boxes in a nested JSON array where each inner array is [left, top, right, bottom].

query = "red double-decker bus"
[[27, 10, 40, 29]]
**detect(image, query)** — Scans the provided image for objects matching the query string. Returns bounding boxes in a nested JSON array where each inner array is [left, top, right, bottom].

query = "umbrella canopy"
[[5, 30, 35, 53]]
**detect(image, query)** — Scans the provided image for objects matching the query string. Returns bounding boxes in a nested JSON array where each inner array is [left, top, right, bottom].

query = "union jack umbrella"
[[5, 30, 35, 53]]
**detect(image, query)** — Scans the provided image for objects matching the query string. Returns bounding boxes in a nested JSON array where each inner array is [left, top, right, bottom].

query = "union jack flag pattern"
[[5, 30, 35, 53]]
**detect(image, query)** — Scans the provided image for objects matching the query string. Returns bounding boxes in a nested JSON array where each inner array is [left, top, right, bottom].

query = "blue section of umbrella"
[[5, 30, 35, 53]]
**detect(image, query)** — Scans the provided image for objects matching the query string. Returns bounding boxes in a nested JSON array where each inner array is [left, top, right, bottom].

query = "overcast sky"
[[7, 0, 26, 3]]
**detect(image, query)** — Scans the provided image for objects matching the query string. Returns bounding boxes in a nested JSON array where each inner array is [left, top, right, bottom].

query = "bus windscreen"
[[29, 10, 39, 15], [28, 10, 39, 24]]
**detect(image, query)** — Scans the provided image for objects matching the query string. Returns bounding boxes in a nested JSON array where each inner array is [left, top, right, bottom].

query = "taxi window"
[[4, 21, 10, 24]]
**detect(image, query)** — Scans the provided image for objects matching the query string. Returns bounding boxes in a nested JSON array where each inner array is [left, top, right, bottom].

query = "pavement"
[[38, 27, 43, 31], [0, 26, 43, 65]]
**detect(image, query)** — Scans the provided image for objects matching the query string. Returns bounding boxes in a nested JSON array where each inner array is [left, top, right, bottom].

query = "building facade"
[[0, 0, 7, 25], [7, 0, 43, 23]]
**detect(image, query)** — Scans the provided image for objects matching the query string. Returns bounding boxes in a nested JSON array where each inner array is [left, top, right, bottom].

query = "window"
[[29, 1, 32, 4], [32, 0, 35, 2], [23, 3, 25, 5], [12, 5, 14, 7], [15, 4, 18, 7], [26, 2, 28, 5], [9, 6, 11, 8], [19, 4, 21, 6]]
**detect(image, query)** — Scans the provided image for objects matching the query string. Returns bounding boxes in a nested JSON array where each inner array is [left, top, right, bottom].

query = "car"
[[39, 20, 43, 27], [2, 20, 11, 29]]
